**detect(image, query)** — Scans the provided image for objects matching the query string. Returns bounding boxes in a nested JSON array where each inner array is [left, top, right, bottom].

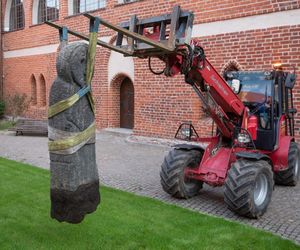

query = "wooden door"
[[120, 78, 134, 129]]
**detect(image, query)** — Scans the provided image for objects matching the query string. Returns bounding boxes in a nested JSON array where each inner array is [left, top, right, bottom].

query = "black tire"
[[224, 159, 274, 218], [275, 142, 300, 186], [160, 149, 203, 199]]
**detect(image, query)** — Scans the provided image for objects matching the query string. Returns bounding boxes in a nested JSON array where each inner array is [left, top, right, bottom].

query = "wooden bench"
[[9, 119, 48, 136]]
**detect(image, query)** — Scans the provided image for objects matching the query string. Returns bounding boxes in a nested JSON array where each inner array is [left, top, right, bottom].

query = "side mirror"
[[289, 108, 297, 114], [285, 73, 296, 89], [231, 79, 241, 94]]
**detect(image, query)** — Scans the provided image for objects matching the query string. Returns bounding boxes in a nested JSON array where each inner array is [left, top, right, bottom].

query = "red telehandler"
[[47, 5, 299, 218]]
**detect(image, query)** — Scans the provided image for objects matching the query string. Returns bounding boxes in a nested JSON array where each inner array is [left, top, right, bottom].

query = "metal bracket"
[[59, 26, 68, 42], [89, 16, 100, 33]]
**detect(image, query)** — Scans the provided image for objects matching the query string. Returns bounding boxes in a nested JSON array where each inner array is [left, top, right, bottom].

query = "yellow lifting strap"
[[48, 20, 99, 153], [85, 31, 98, 115], [48, 122, 96, 152], [48, 85, 91, 118]]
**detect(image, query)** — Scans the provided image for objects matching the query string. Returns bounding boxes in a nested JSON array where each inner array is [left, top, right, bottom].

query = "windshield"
[[226, 72, 273, 105], [238, 80, 272, 104]]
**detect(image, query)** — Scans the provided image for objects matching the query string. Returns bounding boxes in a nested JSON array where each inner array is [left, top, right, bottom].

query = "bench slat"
[[12, 119, 48, 136]]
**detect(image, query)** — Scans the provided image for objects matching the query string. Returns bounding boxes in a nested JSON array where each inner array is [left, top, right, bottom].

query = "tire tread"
[[160, 149, 203, 199], [224, 159, 273, 218]]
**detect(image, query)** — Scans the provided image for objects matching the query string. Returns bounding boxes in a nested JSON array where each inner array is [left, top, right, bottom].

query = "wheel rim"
[[254, 173, 268, 207], [295, 155, 299, 178]]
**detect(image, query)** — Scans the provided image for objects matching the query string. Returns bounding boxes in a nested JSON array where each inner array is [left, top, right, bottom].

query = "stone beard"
[[48, 42, 100, 223]]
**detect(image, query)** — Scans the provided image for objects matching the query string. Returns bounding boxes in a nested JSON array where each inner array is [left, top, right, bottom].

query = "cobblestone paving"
[[0, 130, 299, 244]]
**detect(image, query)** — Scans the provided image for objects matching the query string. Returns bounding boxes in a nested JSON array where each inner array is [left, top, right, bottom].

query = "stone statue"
[[48, 42, 100, 224]]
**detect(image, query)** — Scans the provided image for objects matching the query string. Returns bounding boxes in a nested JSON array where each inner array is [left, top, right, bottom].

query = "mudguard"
[[173, 144, 205, 152], [235, 151, 272, 166]]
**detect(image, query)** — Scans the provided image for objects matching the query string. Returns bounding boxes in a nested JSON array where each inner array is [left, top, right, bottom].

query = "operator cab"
[[226, 70, 297, 151]]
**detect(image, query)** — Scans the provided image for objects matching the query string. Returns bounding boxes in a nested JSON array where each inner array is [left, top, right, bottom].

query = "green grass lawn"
[[0, 158, 299, 250], [0, 120, 15, 130]]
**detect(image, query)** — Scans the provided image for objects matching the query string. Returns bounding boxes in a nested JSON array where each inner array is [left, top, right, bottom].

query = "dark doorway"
[[120, 78, 134, 129]]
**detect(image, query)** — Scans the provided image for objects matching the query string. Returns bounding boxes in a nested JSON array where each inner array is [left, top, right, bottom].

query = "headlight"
[[237, 133, 251, 144], [181, 128, 191, 138]]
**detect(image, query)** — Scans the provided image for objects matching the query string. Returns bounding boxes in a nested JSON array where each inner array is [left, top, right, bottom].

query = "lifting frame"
[[46, 6, 194, 58]]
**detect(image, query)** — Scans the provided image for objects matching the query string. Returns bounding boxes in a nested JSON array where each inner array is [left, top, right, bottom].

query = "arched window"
[[39, 74, 47, 106], [37, 0, 59, 23], [8, 0, 25, 31], [221, 60, 242, 78], [73, 0, 106, 14], [31, 75, 37, 106]]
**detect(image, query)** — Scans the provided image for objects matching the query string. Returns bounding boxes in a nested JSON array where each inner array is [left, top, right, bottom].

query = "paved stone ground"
[[0, 130, 299, 244]]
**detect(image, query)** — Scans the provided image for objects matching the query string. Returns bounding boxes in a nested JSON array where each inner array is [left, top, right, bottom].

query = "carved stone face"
[[70, 46, 88, 87], [56, 42, 88, 87]]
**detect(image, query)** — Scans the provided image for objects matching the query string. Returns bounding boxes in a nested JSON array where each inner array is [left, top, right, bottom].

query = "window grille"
[[9, 0, 25, 31], [38, 0, 59, 23], [118, 0, 137, 3], [73, 0, 106, 14]]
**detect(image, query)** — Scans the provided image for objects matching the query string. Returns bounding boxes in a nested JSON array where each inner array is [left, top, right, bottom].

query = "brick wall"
[[3, 52, 56, 119], [2, 0, 300, 142], [3, 0, 300, 50], [132, 25, 300, 140]]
